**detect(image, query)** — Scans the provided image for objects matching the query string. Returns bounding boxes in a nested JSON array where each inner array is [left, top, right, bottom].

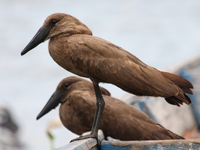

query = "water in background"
[[0, 0, 200, 149]]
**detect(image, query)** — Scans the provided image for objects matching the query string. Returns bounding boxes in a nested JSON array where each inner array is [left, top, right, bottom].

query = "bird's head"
[[21, 13, 92, 55], [36, 76, 110, 120]]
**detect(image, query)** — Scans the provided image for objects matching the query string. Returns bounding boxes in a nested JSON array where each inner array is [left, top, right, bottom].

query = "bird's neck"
[[51, 23, 93, 39]]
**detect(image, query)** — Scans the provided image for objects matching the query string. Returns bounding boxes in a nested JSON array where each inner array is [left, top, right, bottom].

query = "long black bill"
[[21, 26, 51, 56], [36, 91, 63, 120]]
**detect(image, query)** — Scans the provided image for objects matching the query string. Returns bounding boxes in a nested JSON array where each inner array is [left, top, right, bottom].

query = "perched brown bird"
[[37, 76, 184, 141], [21, 13, 193, 141]]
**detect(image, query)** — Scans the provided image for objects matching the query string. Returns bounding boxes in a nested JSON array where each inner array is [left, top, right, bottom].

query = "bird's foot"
[[70, 134, 101, 148]]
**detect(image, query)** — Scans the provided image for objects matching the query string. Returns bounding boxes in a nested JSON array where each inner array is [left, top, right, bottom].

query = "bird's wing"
[[102, 95, 183, 140], [65, 35, 179, 97], [66, 90, 183, 140], [76, 35, 147, 67]]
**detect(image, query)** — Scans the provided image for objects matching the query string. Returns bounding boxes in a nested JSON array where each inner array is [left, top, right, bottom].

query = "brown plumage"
[[21, 13, 193, 140], [37, 76, 184, 140], [21, 13, 193, 106]]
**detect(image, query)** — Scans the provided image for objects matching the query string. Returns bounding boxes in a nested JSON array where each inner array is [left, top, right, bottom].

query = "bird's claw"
[[70, 134, 101, 148]]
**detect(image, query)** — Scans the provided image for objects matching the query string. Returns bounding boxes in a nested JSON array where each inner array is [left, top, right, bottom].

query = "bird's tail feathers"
[[161, 71, 193, 92], [161, 71, 193, 106], [165, 93, 191, 106]]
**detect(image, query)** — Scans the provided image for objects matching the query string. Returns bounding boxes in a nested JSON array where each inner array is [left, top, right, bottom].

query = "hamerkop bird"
[[21, 13, 193, 141], [37, 76, 184, 141]]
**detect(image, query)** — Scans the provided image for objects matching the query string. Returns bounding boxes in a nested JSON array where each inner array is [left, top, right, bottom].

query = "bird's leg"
[[90, 83, 105, 136], [70, 83, 105, 146]]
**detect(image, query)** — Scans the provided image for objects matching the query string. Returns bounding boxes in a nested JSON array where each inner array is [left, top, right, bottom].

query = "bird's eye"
[[63, 83, 70, 89], [51, 19, 58, 24]]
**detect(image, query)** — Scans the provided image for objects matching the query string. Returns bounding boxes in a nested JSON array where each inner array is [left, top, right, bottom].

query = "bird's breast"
[[59, 93, 95, 135], [48, 37, 90, 77]]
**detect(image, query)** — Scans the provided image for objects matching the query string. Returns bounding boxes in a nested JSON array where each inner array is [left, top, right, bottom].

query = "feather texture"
[[57, 77, 184, 140]]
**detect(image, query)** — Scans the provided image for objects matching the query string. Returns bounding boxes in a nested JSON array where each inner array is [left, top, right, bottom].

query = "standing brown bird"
[[37, 76, 184, 141], [21, 13, 193, 141]]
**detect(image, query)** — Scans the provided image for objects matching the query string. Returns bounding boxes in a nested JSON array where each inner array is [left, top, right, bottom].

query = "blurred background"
[[0, 0, 200, 149]]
